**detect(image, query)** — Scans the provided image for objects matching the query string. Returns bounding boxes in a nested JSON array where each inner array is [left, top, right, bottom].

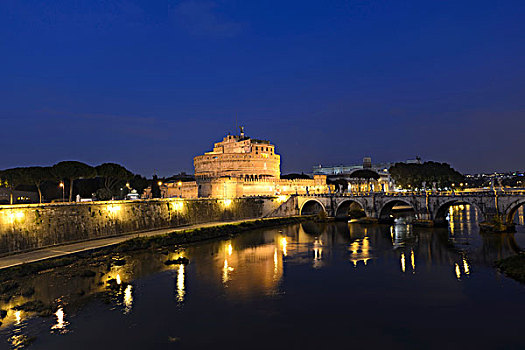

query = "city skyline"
[[1, 1, 524, 176]]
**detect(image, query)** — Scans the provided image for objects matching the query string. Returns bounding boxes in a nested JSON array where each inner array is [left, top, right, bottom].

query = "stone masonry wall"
[[0, 197, 285, 255]]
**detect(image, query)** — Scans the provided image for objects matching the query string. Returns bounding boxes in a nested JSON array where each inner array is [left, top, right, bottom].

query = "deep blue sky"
[[1, 0, 524, 176]]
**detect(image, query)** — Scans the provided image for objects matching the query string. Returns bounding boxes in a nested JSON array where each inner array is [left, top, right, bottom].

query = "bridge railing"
[[297, 189, 525, 198]]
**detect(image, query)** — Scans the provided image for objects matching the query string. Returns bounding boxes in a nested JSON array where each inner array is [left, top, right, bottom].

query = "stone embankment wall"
[[0, 197, 288, 255]]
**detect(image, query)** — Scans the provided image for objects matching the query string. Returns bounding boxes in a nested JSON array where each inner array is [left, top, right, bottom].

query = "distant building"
[[313, 157, 424, 192], [0, 189, 39, 204]]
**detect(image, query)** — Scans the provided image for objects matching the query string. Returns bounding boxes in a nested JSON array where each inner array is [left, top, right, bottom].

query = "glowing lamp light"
[[222, 199, 232, 208], [277, 195, 288, 203], [4, 210, 25, 224], [171, 200, 184, 212], [106, 205, 121, 215]]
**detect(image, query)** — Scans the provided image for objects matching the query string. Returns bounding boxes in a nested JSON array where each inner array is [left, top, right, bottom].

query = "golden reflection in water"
[[518, 206, 524, 225], [176, 264, 185, 302], [455, 263, 461, 280], [280, 237, 288, 257], [313, 239, 322, 260], [51, 307, 69, 332], [124, 285, 133, 313], [222, 242, 235, 285], [313, 238, 323, 269], [463, 258, 470, 275], [222, 259, 234, 284], [410, 250, 416, 273], [213, 242, 283, 297], [273, 248, 279, 279], [349, 237, 371, 267], [449, 204, 478, 236], [15, 310, 21, 325], [400, 253, 406, 273]]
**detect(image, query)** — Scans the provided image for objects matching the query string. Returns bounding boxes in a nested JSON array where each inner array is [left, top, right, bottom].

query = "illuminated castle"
[[148, 128, 328, 199], [194, 127, 280, 180]]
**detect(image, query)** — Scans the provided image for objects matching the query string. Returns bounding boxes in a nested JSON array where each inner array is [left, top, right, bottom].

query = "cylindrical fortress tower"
[[194, 129, 280, 180]]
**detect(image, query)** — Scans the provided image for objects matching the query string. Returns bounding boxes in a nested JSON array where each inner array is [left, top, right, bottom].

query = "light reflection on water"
[[51, 307, 68, 333], [1, 204, 524, 349], [176, 265, 185, 303]]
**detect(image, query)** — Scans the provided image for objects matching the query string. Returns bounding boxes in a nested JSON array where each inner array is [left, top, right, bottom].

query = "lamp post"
[[59, 182, 65, 202], [178, 181, 182, 198]]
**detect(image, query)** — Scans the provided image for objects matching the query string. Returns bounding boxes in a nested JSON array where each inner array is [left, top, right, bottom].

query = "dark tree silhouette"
[[52, 161, 96, 202], [95, 163, 134, 196]]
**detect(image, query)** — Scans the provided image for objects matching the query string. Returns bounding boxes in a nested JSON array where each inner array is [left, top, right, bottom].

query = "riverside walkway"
[[0, 218, 269, 270]]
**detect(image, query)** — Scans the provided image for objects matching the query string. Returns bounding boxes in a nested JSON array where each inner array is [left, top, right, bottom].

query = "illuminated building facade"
[[194, 128, 280, 180], [146, 128, 328, 199]]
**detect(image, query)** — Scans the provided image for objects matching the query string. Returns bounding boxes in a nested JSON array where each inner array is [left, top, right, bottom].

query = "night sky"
[[1, 1, 524, 176]]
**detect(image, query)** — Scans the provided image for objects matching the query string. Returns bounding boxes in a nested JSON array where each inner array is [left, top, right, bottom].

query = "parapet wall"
[[0, 197, 287, 256]]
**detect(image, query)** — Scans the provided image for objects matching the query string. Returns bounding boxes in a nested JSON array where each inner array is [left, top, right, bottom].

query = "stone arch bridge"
[[273, 191, 525, 225]]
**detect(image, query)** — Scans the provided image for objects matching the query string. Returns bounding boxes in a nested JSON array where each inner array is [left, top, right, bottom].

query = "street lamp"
[[59, 182, 65, 202], [178, 181, 182, 198]]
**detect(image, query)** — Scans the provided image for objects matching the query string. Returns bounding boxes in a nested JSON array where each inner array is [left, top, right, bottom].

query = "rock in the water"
[[164, 257, 190, 265]]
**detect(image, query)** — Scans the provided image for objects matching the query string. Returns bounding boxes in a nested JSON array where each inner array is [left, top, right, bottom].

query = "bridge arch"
[[335, 199, 366, 219], [505, 199, 525, 225], [433, 200, 483, 226], [300, 199, 327, 216], [378, 199, 416, 223]]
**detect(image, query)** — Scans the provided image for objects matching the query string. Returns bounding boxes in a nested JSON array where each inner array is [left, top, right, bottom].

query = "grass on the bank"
[[495, 254, 525, 283]]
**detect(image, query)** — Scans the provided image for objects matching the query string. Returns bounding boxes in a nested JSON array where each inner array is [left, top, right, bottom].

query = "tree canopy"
[[52, 161, 97, 202], [96, 163, 134, 194], [348, 169, 380, 180], [0, 168, 26, 204], [389, 161, 464, 190], [281, 173, 312, 180], [21, 167, 53, 203], [0, 161, 150, 203]]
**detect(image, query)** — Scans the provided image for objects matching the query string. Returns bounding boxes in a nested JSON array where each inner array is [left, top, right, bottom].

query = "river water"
[[1, 205, 524, 349]]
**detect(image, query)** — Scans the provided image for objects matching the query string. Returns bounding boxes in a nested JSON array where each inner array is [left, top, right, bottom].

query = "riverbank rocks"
[[479, 222, 516, 233], [79, 270, 97, 278], [164, 257, 189, 265], [13, 300, 54, 316], [350, 217, 379, 224], [495, 254, 525, 283], [413, 219, 434, 227], [112, 258, 126, 266]]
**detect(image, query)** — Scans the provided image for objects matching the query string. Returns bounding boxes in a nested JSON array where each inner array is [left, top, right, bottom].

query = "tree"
[[0, 168, 25, 204], [22, 167, 53, 203], [130, 174, 149, 194], [349, 169, 380, 180], [95, 163, 134, 197], [389, 161, 464, 190], [52, 161, 96, 202], [281, 173, 312, 180], [151, 175, 161, 198]]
